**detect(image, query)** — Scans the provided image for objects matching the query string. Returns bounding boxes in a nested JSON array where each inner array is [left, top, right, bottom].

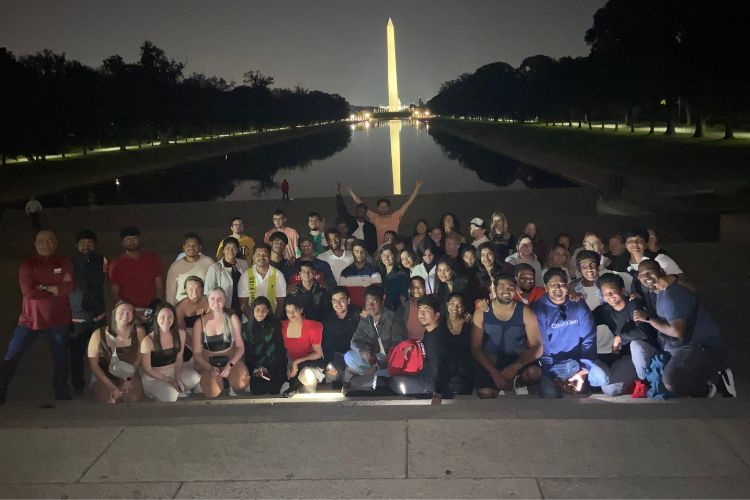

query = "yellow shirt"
[[216, 234, 256, 260]]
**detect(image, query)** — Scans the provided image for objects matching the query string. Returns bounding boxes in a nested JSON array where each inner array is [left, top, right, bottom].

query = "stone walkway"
[[1, 397, 749, 498]]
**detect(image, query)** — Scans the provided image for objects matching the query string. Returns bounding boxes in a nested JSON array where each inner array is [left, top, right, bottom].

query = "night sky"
[[1, 0, 604, 106]]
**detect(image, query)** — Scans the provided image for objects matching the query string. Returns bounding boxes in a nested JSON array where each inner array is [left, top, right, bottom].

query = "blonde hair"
[[490, 211, 509, 235]]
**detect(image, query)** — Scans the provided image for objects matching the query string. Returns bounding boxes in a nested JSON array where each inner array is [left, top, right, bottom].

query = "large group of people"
[[0, 181, 737, 405]]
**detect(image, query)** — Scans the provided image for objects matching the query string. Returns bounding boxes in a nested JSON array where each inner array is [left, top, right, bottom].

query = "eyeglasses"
[[558, 304, 567, 321]]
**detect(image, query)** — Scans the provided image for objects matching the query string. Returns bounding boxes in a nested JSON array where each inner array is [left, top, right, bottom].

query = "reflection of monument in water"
[[389, 120, 402, 195], [387, 18, 402, 194]]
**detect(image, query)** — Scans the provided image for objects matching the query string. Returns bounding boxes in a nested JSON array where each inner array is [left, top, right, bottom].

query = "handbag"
[[107, 335, 135, 380]]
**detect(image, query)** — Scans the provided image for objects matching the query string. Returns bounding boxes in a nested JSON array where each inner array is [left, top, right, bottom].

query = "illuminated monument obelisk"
[[386, 18, 400, 112]]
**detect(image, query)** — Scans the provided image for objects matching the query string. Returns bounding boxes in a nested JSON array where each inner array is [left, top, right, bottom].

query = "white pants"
[[142, 365, 200, 402]]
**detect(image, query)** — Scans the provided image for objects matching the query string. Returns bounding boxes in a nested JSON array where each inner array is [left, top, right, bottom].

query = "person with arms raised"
[[346, 180, 423, 245]]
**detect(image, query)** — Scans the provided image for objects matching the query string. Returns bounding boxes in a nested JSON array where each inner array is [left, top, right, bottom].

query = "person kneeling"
[[471, 275, 543, 398], [140, 303, 200, 401], [533, 268, 611, 398], [631, 260, 735, 398], [87, 301, 145, 404], [280, 298, 326, 397], [193, 288, 249, 398]]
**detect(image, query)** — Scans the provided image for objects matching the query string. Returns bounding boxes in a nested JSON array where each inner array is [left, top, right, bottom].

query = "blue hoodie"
[[532, 295, 597, 373]]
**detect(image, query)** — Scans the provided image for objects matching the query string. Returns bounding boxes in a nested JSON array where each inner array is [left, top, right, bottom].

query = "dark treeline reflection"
[[42, 126, 351, 207], [428, 127, 574, 189]]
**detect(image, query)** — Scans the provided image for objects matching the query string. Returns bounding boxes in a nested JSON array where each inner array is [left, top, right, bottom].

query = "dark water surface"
[[39, 120, 573, 207]]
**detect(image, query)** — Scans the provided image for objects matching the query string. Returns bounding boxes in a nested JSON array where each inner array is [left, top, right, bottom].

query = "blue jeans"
[[540, 358, 610, 399], [0, 324, 71, 400], [343, 349, 388, 377]]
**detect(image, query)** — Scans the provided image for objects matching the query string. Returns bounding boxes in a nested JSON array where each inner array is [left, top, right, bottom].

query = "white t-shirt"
[[352, 221, 365, 240], [628, 254, 683, 276], [317, 250, 354, 285]]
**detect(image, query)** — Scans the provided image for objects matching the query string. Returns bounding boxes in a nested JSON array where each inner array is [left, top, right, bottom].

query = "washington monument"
[[386, 18, 400, 112]]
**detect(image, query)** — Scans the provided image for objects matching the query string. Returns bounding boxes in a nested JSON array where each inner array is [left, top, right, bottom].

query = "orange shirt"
[[368, 206, 406, 244]]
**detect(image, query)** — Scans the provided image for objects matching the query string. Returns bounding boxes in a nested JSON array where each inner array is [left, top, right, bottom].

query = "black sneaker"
[[717, 368, 737, 398]]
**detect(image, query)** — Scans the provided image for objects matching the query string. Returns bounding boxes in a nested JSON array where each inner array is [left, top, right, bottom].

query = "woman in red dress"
[[280, 297, 325, 397]]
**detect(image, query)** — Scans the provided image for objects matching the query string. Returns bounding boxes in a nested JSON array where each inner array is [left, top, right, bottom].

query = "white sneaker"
[[177, 391, 190, 399], [228, 387, 238, 397], [707, 382, 718, 398], [719, 368, 737, 398], [279, 381, 290, 395], [513, 376, 529, 396]]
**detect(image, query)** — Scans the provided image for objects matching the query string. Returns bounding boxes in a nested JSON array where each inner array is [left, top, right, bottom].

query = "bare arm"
[[396, 180, 423, 216], [518, 307, 544, 365], [470, 309, 497, 375], [87, 329, 119, 392], [346, 185, 364, 205], [131, 326, 146, 370], [192, 316, 211, 372]]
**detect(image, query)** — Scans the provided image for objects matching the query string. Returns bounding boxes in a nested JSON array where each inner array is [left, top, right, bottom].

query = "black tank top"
[[184, 315, 200, 328], [151, 347, 178, 368]]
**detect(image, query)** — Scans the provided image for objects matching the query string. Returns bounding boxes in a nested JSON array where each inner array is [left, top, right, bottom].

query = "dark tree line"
[[0, 41, 350, 164], [428, 0, 749, 139]]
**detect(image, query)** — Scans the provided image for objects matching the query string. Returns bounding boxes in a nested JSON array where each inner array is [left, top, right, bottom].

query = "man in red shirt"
[[108, 226, 164, 319], [0, 230, 74, 404]]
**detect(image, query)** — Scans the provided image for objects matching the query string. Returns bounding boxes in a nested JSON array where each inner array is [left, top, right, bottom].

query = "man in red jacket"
[[0, 230, 74, 404]]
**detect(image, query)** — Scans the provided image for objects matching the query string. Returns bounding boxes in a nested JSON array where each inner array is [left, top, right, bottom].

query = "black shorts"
[[475, 355, 541, 391]]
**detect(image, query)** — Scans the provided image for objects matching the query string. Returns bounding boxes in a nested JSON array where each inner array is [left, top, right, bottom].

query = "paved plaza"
[[0, 396, 749, 498], [1, 190, 748, 498]]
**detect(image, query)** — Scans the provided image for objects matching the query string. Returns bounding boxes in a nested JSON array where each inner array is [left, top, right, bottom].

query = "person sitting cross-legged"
[[471, 274, 543, 398], [631, 260, 735, 398], [344, 285, 407, 381], [534, 268, 612, 398]]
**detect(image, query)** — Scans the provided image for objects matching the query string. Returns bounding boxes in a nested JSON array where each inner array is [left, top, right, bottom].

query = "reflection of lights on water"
[[114, 178, 120, 187], [364, 121, 370, 129], [350, 124, 356, 131], [225, 154, 228, 160], [389, 120, 402, 195]]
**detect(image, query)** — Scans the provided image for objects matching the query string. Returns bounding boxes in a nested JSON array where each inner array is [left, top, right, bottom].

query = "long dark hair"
[[152, 302, 181, 353], [377, 243, 402, 276]]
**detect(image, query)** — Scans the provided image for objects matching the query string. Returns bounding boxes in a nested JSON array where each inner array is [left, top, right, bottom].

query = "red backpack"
[[387, 339, 426, 376]]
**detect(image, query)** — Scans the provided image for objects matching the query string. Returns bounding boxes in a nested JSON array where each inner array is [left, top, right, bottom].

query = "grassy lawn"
[[449, 119, 750, 184]]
